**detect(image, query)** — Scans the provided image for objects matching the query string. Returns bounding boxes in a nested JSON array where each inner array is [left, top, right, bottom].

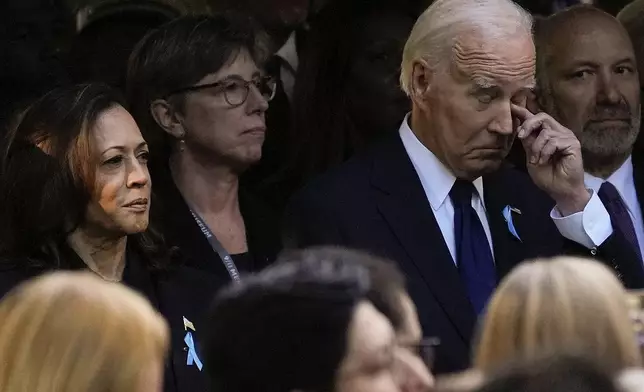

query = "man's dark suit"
[[283, 133, 566, 374], [565, 153, 644, 290]]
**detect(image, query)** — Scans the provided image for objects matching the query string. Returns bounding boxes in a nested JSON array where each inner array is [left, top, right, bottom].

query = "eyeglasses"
[[164, 76, 277, 108]]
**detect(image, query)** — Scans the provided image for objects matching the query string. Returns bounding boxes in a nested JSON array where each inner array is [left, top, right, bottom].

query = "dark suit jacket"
[[283, 133, 565, 374], [0, 244, 217, 392], [152, 168, 281, 285], [564, 154, 644, 289]]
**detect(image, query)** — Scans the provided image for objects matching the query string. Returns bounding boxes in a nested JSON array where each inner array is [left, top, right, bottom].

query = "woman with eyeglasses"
[[127, 14, 281, 286]]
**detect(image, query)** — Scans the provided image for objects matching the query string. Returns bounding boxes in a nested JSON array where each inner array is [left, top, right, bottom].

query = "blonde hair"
[[0, 271, 169, 392], [399, 0, 533, 96], [474, 256, 641, 373]]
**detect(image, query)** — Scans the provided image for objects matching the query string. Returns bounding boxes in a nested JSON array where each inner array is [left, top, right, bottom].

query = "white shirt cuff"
[[550, 190, 613, 249]]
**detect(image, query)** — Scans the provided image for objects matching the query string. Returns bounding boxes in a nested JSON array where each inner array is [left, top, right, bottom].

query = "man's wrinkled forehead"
[[450, 33, 536, 89]]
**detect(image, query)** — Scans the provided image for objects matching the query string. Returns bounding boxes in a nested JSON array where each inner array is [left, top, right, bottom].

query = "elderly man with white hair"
[[284, 0, 610, 373]]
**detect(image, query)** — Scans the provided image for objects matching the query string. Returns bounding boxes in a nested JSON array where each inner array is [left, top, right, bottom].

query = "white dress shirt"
[[275, 32, 298, 102], [552, 156, 644, 257], [399, 116, 494, 264]]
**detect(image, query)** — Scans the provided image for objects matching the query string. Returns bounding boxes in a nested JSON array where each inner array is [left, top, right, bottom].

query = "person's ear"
[[410, 59, 433, 110], [150, 99, 185, 139]]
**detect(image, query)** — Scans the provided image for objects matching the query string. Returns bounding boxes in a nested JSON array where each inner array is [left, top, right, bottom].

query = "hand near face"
[[512, 104, 591, 216]]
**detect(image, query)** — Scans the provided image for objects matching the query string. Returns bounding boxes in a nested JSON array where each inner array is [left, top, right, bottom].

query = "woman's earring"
[[178, 131, 186, 152]]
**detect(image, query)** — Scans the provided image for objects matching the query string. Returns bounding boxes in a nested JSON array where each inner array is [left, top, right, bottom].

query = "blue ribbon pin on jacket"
[[183, 317, 203, 371], [502, 205, 522, 242]]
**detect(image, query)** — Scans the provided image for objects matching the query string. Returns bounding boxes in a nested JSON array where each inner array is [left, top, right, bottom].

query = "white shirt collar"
[[584, 156, 633, 198], [275, 32, 298, 72], [399, 114, 485, 211]]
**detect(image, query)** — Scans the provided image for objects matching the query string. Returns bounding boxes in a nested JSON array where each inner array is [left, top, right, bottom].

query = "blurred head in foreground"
[[475, 354, 621, 392], [475, 256, 641, 373], [205, 246, 433, 392], [0, 271, 169, 392]]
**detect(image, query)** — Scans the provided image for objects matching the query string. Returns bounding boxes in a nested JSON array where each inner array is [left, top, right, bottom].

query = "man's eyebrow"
[[472, 77, 496, 89], [564, 60, 599, 69], [614, 57, 637, 67], [560, 58, 637, 72]]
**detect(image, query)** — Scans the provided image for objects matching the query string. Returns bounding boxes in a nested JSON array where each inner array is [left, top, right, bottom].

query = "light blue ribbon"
[[502, 206, 522, 242], [184, 332, 203, 371]]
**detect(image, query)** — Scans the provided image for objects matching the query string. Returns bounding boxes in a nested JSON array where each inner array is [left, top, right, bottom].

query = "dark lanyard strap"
[[190, 210, 241, 283]]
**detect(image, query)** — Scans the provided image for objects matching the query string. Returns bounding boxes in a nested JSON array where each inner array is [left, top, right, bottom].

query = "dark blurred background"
[[0, 0, 635, 158]]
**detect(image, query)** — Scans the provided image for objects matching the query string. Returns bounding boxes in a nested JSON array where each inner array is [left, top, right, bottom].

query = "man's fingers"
[[528, 135, 579, 166], [514, 107, 581, 166], [538, 139, 558, 165], [511, 103, 534, 122], [525, 91, 540, 115], [517, 112, 551, 139], [529, 130, 551, 164], [519, 127, 537, 150]]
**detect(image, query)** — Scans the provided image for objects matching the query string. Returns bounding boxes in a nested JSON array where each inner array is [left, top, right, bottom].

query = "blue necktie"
[[450, 179, 497, 314]]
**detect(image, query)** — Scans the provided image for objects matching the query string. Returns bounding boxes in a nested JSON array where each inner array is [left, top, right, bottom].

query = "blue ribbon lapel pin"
[[502, 205, 522, 242], [183, 317, 203, 371]]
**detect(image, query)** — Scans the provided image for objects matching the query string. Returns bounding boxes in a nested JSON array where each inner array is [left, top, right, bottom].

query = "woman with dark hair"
[[276, 247, 437, 392], [126, 14, 281, 286], [264, 0, 417, 205], [205, 246, 434, 392], [0, 83, 217, 392]]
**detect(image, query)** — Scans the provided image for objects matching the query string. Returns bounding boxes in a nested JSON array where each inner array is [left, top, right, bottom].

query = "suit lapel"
[[483, 171, 524, 279], [370, 135, 476, 342], [153, 267, 218, 392]]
